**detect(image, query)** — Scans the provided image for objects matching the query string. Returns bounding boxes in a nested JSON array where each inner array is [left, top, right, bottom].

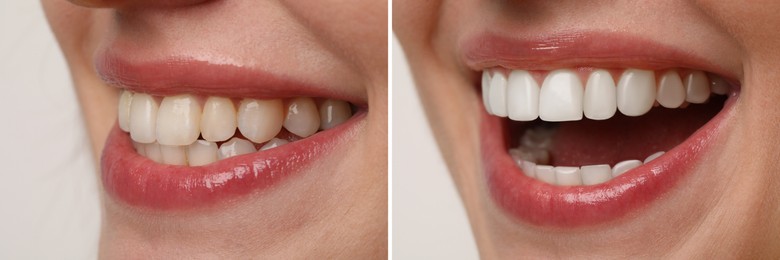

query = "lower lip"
[[482, 96, 735, 227], [101, 112, 364, 210]]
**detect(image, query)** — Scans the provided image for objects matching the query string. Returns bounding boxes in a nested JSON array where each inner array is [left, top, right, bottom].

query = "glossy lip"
[[464, 31, 738, 227], [97, 50, 366, 211]]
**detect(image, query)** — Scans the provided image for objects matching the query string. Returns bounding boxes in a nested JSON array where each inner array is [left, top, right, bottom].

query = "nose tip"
[[67, 0, 211, 8]]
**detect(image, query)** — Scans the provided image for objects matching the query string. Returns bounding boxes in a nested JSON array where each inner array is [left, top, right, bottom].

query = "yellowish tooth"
[[283, 97, 320, 138], [187, 140, 218, 166], [319, 99, 352, 130], [118, 90, 133, 132], [260, 138, 289, 151], [201, 97, 237, 142], [157, 94, 201, 146], [160, 145, 187, 166], [237, 99, 284, 144], [217, 137, 257, 160], [129, 93, 159, 144]]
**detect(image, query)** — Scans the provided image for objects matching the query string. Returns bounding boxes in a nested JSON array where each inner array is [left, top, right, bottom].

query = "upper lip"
[[466, 31, 738, 227]]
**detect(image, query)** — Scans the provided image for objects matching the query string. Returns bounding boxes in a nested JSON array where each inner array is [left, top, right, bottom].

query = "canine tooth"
[[284, 97, 320, 138], [482, 71, 493, 115], [617, 69, 656, 116], [488, 72, 508, 117], [539, 69, 584, 122], [157, 94, 201, 146], [554, 166, 582, 186], [685, 71, 710, 103], [217, 137, 257, 160], [118, 90, 133, 132], [581, 164, 612, 185], [160, 145, 187, 166], [506, 70, 540, 121], [644, 151, 665, 163], [260, 138, 289, 151], [144, 143, 163, 163], [710, 74, 729, 95], [583, 70, 617, 120], [520, 160, 536, 178], [129, 93, 159, 143], [656, 71, 686, 108], [535, 165, 556, 184], [187, 140, 218, 166], [319, 99, 352, 130], [201, 97, 237, 142], [612, 159, 642, 177], [237, 99, 284, 144]]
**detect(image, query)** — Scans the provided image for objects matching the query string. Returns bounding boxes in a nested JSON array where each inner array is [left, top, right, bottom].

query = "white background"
[[0, 1, 478, 258], [0, 1, 101, 259]]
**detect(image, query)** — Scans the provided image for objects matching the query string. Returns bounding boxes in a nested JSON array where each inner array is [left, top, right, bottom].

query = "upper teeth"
[[118, 90, 353, 166], [483, 68, 728, 121]]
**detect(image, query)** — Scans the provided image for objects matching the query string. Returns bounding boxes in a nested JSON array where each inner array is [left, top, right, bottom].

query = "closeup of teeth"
[[483, 68, 729, 121], [118, 90, 354, 166]]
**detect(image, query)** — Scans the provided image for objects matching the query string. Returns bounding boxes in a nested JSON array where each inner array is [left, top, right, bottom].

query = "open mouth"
[[464, 32, 738, 227]]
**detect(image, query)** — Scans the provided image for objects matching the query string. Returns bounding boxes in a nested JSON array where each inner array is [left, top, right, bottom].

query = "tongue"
[[548, 97, 724, 166]]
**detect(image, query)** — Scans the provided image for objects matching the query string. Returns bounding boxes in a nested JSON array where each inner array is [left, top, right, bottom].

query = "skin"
[[395, 1, 780, 258], [43, 0, 387, 258]]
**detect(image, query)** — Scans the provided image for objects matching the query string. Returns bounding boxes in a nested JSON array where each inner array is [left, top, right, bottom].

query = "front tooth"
[[488, 72, 508, 117], [237, 99, 284, 143], [506, 70, 540, 121], [535, 165, 556, 184], [482, 71, 493, 115], [520, 160, 536, 178], [284, 97, 321, 138], [539, 69, 583, 122], [129, 93, 159, 143], [201, 97, 237, 142], [217, 137, 257, 160], [709, 74, 729, 95], [583, 69, 617, 120], [554, 166, 582, 186], [260, 138, 289, 151], [133, 141, 146, 156], [612, 159, 642, 177], [160, 145, 187, 166], [617, 69, 656, 116], [644, 151, 665, 163], [144, 143, 163, 163], [187, 140, 218, 166], [319, 99, 352, 130], [581, 164, 612, 185], [656, 71, 686, 108], [118, 90, 133, 132], [685, 71, 710, 103], [157, 94, 201, 146]]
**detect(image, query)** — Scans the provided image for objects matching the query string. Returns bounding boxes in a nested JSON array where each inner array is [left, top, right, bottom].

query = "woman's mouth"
[[99, 52, 365, 210], [464, 32, 739, 227]]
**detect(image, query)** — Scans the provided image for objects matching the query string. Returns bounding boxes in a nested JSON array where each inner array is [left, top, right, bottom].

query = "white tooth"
[[656, 71, 686, 108], [644, 151, 665, 163], [617, 69, 656, 116], [539, 69, 583, 122], [157, 94, 201, 146], [237, 99, 284, 144], [506, 70, 540, 121], [129, 93, 159, 143], [710, 74, 729, 95], [583, 70, 617, 120], [133, 141, 145, 156], [612, 159, 642, 177], [187, 140, 218, 166], [144, 143, 163, 163], [217, 137, 257, 160], [488, 72, 508, 117], [319, 99, 352, 130], [118, 90, 133, 132], [520, 160, 536, 178], [201, 97, 237, 142], [581, 164, 612, 185], [535, 165, 556, 185], [160, 145, 187, 166], [283, 97, 321, 138], [482, 71, 493, 115], [260, 138, 289, 151], [685, 71, 710, 103], [554, 166, 582, 186]]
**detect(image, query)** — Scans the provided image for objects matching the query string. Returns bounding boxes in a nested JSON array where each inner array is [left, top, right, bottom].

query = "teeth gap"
[[120, 90, 356, 166]]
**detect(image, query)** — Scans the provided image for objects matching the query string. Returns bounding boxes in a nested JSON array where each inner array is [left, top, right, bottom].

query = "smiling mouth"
[[464, 31, 738, 227]]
